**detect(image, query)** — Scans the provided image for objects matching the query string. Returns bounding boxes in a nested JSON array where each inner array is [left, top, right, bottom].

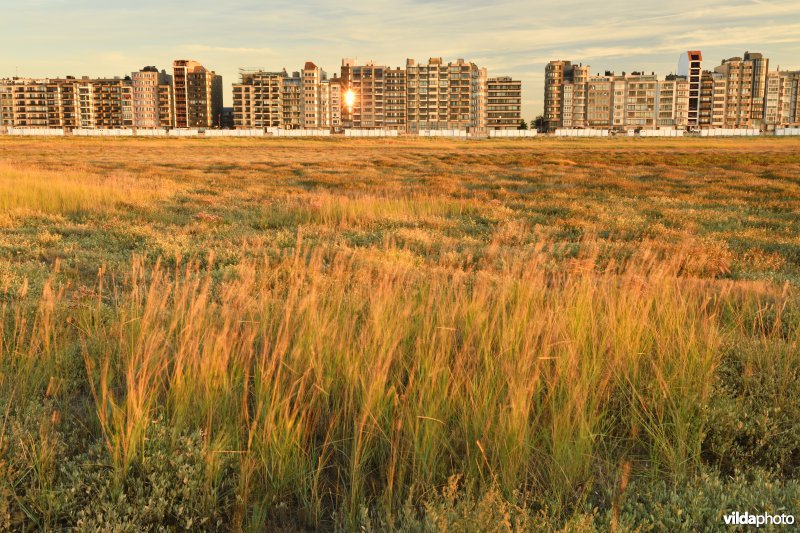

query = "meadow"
[[0, 136, 799, 531]]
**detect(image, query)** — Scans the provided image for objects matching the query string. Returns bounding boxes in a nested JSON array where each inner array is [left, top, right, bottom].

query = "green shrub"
[[703, 340, 800, 477], [61, 420, 233, 531], [610, 470, 800, 531]]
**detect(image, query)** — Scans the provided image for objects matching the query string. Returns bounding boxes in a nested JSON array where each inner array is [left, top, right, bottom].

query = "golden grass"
[[0, 162, 177, 215], [0, 136, 799, 529]]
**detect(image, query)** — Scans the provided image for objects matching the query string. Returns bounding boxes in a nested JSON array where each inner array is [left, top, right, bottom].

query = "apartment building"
[[544, 50, 800, 131], [301, 61, 324, 128], [658, 75, 689, 129], [487, 76, 522, 129], [45, 79, 78, 128], [0, 78, 50, 128], [327, 76, 342, 130], [677, 51, 702, 128], [233, 70, 285, 128], [615, 73, 659, 129], [233, 66, 343, 130], [765, 70, 783, 127], [779, 71, 800, 125], [385, 67, 407, 131], [173, 60, 223, 128], [0, 76, 134, 129], [340, 59, 386, 129], [0, 78, 66, 128], [585, 75, 613, 128], [282, 72, 302, 129], [713, 52, 769, 128], [544, 61, 589, 131], [131, 66, 173, 129], [405, 57, 486, 133], [87, 78, 131, 129], [232, 57, 511, 133]]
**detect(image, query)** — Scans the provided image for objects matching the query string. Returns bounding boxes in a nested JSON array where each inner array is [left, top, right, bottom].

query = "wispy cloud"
[[1, 0, 799, 118], [184, 45, 277, 55]]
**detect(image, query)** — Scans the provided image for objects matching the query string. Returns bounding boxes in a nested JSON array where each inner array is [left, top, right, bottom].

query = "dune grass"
[[0, 162, 176, 215], [0, 136, 799, 530]]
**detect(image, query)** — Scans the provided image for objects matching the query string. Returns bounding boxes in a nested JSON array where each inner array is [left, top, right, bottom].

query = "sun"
[[344, 89, 356, 109]]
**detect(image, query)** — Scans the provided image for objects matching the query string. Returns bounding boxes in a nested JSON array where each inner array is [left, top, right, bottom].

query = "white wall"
[[268, 128, 331, 137], [168, 129, 200, 137], [419, 129, 468, 138], [203, 129, 264, 137], [135, 129, 168, 137], [6, 128, 65, 136], [489, 130, 537, 138], [637, 129, 685, 137], [700, 128, 760, 137], [73, 129, 134, 137], [554, 129, 609, 137], [344, 129, 399, 137]]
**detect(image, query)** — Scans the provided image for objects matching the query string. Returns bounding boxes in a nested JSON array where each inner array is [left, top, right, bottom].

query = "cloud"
[[2, 0, 799, 118], [183, 45, 277, 55]]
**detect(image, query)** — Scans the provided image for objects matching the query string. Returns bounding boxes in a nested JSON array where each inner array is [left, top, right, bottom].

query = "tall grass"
[[56, 242, 741, 528], [0, 163, 173, 215], [1, 137, 798, 528]]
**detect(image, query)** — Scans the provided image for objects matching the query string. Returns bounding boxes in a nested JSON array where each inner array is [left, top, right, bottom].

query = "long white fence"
[[489, 129, 537, 138], [204, 129, 264, 137], [135, 129, 168, 137], [6, 127, 65, 136], [267, 128, 330, 137], [555, 128, 610, 137], [700, 128, 760, 137], [168, 129, 199, 137], [627, 129, 685, 137], [73, 129, 134, 137], [419, 129, 468, 138], [4, 127, 800, 139], [344, 129, 399, 137]]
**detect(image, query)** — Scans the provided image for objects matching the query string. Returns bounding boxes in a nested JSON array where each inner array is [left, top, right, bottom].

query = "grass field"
[[0, 136, 799, 530]]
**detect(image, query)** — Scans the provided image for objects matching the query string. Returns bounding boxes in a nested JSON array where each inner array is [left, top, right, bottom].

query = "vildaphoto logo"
[[723, 511, 795, 527]]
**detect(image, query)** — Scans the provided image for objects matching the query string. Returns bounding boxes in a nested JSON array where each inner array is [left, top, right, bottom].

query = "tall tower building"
[[340, 58, 387, 129], [132, 66, 173, 129], [384, 67, 407, 131], [301, 61, 324, 128], [677, 51, 702, 128], [172, 60, 223, 128], [544, 61, 589, 131], [713, 52, 769, 128], [405, 57, 485, 133]]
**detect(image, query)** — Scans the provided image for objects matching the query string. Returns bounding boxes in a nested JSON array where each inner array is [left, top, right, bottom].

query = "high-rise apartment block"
[[233, 57, 515, 133], [384, 68, 407, 131], [487, 77, 522, 129], [232, 67, 343, 130], [779, 71, 800, 125], [544, 61, 589, 131], [340, 59, 387, 129], [233, 70, 285, 128], [172, 60, 223, 128], [0, 76, 133, 129], [301, 62, 324, 128], [2, 56, 520, 133], [131, 66, 173, 129], [677, 51, 702, 128], [712, 52, 769, 128], [404, 57, 487, 133], [544, 50, 800, 131]]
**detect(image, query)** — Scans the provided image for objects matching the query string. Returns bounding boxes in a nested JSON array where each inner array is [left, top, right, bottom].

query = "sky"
[[1, 0, 799, 121]]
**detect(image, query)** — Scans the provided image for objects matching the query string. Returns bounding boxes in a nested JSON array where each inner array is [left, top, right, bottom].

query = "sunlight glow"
[[344, 89, 356, 109]]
